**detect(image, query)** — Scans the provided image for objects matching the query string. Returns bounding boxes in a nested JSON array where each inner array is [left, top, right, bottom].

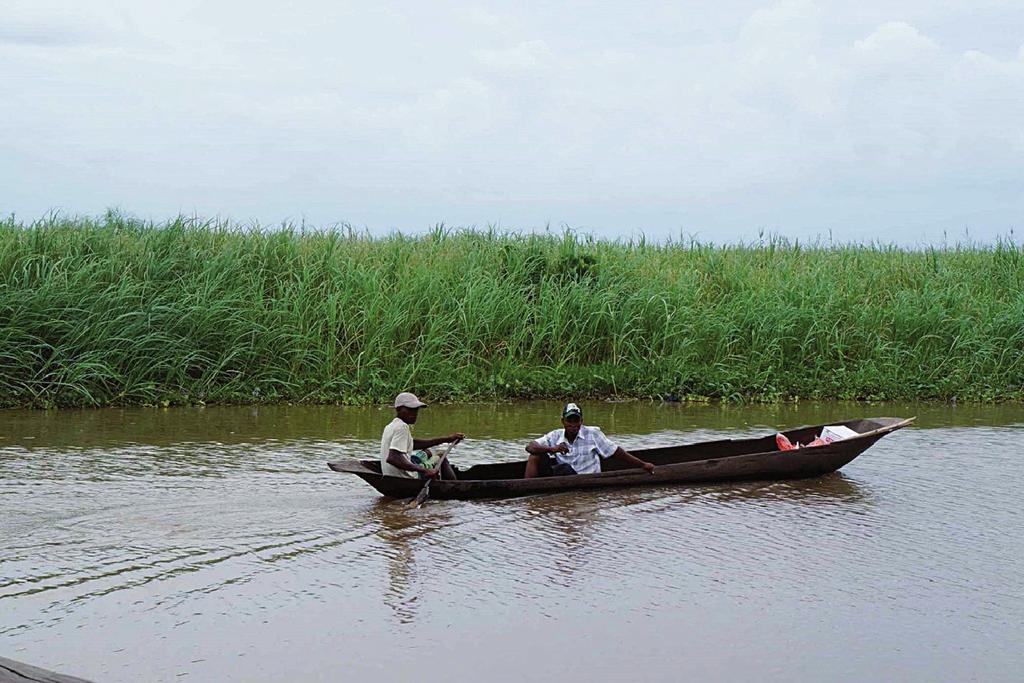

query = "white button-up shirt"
[[535, 425, 618, 475]]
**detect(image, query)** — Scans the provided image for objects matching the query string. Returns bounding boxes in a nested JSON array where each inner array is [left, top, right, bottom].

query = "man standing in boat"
[[381, 392, 464, 480], [524, 403, 655, 478]]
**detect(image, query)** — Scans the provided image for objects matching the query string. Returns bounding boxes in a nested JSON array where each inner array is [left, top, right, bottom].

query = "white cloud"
[[853, 21, 939, 62]]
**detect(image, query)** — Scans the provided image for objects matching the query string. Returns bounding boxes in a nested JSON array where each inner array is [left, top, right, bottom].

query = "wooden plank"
[[0, 656, 96, 683]]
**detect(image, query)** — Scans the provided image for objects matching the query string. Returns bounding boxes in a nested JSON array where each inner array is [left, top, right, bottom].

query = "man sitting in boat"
[[524, 403, 655, 478], [381, 392, 464, 480]]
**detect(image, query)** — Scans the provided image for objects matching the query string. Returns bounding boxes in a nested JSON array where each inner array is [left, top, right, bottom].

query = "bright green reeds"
[[1, 213, 1021, 407]]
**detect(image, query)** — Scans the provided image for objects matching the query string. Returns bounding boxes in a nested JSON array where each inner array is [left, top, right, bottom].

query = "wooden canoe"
[[327, 416, 913, 500]]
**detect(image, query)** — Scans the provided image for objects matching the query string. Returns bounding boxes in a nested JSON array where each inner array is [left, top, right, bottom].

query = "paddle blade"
[[411, 480, 431, 507]]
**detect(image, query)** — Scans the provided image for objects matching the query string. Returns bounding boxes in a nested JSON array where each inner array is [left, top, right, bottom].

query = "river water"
[[1, 401, 1022, 682]]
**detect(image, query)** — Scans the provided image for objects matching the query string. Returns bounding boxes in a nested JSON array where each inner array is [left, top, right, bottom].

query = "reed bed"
[[1, 214, 1021, 407]]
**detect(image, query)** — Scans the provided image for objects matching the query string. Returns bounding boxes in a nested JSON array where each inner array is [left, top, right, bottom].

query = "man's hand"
[[422, 468, 440, 479], [447, 432, 465, 443], [551, 443, 570, 454], [641, 461, 655, 474]]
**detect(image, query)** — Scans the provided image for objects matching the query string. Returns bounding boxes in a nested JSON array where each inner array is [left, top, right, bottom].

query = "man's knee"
[[529, 453, 553, 477]]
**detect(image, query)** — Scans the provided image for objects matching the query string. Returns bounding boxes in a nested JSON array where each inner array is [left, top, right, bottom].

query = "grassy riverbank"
[[1, 214, 1021, 408]]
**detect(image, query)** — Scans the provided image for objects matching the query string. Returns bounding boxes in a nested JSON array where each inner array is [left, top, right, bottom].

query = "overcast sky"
[[2, 1, 1022, 244]]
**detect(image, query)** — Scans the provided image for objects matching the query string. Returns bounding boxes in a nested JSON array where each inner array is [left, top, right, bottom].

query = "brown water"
[[1, 401, 1022, 682]]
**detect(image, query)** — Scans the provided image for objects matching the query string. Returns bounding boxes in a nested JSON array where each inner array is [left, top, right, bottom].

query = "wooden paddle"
[[410, 438, 460, 507]]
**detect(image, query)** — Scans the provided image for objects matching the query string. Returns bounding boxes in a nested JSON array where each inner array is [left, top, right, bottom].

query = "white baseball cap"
[[394, 392, 427, 409]]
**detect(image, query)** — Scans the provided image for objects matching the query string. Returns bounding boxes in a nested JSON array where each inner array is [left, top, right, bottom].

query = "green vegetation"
[[1, 213, 1022, 408]]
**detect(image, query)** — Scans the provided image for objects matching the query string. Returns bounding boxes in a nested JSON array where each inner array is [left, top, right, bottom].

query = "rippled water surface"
[[2, 402, 1022, 682]]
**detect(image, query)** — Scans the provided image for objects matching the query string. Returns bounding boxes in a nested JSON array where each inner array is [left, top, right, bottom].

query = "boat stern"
[[327, 459, 424, 498]]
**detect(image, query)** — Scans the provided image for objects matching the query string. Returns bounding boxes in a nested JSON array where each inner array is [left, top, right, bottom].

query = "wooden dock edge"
[[0, 656, 96, 683]]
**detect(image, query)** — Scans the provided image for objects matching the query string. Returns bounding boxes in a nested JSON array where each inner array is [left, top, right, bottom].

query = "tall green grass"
[[1, 213, 1021, 407]]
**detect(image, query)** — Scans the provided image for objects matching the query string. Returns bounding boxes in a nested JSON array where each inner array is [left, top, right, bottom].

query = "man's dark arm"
[[387, 449, 433, 476], [526, 440, 568, 455], [611, 446, 655, 473]]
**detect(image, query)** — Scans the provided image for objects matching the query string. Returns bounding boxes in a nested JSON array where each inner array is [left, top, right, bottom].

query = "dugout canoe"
[[327, 416, 913, 500]]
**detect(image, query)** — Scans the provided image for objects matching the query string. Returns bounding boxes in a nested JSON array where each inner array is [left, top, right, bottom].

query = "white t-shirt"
[[534, 425, 618, 475], [380, 417, 417, 478]]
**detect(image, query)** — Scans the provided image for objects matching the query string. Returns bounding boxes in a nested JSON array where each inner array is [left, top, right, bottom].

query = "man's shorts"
[[535, 454, 577, 477]]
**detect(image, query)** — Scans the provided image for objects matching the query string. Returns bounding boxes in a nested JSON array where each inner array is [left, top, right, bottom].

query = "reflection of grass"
[[1, 213, 1022, 407]]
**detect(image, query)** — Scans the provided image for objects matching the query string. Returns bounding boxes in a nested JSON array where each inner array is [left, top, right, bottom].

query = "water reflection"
[[520, 494, 603, 590], [364, 499, 452, 624], [708, 473, 869, 505]]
